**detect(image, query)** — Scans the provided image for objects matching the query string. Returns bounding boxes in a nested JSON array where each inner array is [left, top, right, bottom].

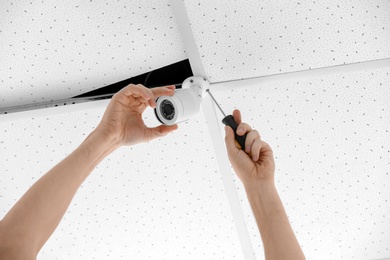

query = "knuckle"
[[247, 130, 256, 139], [245, 139, 252, 152], [256, 138, 262, 147], [238, 123, 250, 133], [146, 88, 153, 96], [247, 129, 260, 140]]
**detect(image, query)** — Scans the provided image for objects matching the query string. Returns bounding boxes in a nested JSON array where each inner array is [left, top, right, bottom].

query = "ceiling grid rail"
[[170, 1, 390, 259], [211, 57, 390, 92], [170, 0, 256, 259], [1, 1, 390, 258]]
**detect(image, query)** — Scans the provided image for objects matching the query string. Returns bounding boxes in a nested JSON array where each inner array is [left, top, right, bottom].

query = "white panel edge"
[[0, 99, 111, 124], [171, 0, 206, 77], [202, 95, 256, 260], [171, 0, 256, 258], [211, 58, 390, 92]]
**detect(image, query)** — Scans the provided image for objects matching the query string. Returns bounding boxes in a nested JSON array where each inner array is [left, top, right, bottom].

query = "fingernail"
[[237, 127, 243, 133]]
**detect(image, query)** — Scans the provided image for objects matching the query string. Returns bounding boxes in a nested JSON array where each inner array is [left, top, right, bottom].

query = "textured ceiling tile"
[[184, 0, 390, 83], [213, 67, 390, 260], [0, 0, 186, 109], [0, 106, 244, 259]]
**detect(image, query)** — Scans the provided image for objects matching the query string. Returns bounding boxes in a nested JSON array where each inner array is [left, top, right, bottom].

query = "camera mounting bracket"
[[181, 76, 210, 99]]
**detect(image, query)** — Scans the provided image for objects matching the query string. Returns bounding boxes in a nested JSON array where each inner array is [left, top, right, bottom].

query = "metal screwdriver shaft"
[[206, 89, 247, 151], [206, 89, 226, 117]]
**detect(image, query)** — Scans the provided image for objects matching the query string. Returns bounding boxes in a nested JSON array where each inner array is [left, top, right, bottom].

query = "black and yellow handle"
[[222, 115, 247, 150]]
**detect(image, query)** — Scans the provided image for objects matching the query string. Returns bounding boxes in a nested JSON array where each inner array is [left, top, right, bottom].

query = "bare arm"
[[0, 84, 178, 259], [245, 183, 305, 259], [0, 130, 118, 257], [224, 109, 305, 260]]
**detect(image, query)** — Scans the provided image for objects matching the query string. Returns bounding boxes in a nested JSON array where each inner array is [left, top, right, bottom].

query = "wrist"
[[244, 181, 283, 220], [80, 130, 120, 160], [93, 127, 121, 148], [245, 181, 276, 200], [243, 179, 275, 194]]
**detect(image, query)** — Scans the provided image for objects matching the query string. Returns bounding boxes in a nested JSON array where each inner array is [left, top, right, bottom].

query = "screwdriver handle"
[[222, 115, 247, 150]]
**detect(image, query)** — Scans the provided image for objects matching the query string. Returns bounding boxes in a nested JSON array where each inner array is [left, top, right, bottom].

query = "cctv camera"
[[154, 76, 209, 126]]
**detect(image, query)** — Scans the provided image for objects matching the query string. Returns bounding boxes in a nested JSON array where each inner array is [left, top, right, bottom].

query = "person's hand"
[[96, 84, 178, 147], [224, 109, 275, 188]]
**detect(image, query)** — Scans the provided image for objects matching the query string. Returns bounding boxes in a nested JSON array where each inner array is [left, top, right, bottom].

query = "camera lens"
[[160, 99, 175, 120]]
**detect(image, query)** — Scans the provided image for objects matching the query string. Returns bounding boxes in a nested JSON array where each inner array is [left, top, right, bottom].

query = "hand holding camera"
[[96, 84, 179, 147], [154, 76, 209, 125]]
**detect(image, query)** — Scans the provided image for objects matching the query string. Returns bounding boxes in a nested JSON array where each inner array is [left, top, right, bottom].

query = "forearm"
[[245, 183, 305, 260], [0, 129, 118, 255]]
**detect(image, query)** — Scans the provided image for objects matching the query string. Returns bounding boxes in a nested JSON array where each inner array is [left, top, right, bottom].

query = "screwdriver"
[[206, 89, 247, 151]]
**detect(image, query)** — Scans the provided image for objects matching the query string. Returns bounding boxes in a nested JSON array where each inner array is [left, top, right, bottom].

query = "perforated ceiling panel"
[[2, 1, 390, 260], [213, 67, 390, 260], [0, 0, 186, 109], [0, 106, 245, 259], [183, 0, 390, 83]]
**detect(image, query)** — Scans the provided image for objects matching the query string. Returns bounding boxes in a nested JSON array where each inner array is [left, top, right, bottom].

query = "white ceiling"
[[213, 66, 390, 260], [0, 106, 246, 259], [1, 0, 390, 259], [184, 0, 390, 82], [0, 0, 186, 109]]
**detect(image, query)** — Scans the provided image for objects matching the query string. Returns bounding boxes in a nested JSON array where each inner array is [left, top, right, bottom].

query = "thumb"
[[224, 126, 239, 158], [145, 124, 178, 142]]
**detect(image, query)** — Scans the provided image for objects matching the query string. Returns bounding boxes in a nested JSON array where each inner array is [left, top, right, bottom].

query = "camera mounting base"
[[181, 76, 210, 99]]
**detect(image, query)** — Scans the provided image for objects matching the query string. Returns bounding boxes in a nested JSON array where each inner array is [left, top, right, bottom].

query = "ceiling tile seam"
[[0, 99, 110, 125], [5, 53, 388, 123], [0, 0, 187, 109], [211, 57, 390, 92], [171, 0, 206, 78], [202, 96, 256, 260], [171, 0, 256, 259]]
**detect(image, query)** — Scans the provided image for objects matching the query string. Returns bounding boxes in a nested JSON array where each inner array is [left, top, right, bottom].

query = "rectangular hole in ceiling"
[[0, 59, 193, 115]]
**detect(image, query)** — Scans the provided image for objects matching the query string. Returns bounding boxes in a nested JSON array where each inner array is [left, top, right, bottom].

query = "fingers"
[[150, 85, 176, 108], [250, 139, 262, 161], [225, 118, 273, 168], [259, 140, 274, 161], [151, 84, 176, 97], [145, 124, 179, 142], [232, 109, 242, 125], [115, 84, 175, 108], [224, 126, 240, 158], [245, 129, 260, 153], [249, 138, 274, 163], [236, 122, 252, 136], [117, 84, 150, 99], [236, 121, 262, 162], [235, 122, 260, 157]]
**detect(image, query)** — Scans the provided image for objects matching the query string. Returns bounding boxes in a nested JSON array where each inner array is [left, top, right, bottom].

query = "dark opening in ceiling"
[[73, 59, 193, 99], [1, 59, 193, 115]]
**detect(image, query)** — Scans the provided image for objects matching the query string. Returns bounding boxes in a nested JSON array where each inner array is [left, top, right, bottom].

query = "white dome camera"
[[154, 76, 210, 125]]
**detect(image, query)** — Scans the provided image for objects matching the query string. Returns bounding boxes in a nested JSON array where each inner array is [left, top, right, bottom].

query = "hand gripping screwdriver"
[[206, 89, 247, 150]]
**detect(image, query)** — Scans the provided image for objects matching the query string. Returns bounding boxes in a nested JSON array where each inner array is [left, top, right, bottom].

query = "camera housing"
[[154, 76, 210, 125]]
